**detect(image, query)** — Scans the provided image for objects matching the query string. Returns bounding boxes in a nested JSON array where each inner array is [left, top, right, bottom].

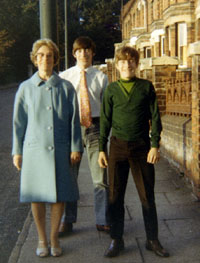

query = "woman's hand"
[[13, 155, 22, 171], [70, 152, 81, 165], [98, 151, 108, 168], [147, 148, 160, 164]]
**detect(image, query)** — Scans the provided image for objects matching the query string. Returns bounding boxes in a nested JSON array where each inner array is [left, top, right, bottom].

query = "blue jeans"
[[62, 118, 109, 225]]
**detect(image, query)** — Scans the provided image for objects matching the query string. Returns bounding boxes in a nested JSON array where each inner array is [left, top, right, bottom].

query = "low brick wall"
[[160, 115, 192, 175]]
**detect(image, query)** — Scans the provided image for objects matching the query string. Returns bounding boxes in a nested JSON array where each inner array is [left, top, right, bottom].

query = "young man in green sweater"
[[98, 46, 169, 258]]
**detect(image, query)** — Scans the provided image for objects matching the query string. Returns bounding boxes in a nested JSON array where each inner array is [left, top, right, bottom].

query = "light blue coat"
[[12, 72, 83, 203]]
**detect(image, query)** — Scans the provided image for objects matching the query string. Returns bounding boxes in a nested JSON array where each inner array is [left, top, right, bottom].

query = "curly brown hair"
[[115, 46, 140, 65], [30, 38, 59, 67]]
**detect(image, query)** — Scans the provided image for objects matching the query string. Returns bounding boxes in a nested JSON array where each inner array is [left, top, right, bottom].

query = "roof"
[[122, 0, 136, 19]]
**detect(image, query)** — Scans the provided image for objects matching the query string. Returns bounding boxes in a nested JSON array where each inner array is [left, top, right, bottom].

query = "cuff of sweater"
[[99, 145, 106, 152], [151, 142, 160, 148]]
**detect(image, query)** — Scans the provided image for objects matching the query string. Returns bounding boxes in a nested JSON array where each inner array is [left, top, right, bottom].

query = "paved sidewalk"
[[8, 153, 200, 263]]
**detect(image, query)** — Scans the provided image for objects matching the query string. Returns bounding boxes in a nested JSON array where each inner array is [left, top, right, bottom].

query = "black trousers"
[[107, 136, 158, 240]]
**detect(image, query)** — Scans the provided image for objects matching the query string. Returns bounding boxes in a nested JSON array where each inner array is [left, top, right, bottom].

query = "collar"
[[30, 71, 60, 87], [75, 65, 94, 74], [120, 76, 137, 83]]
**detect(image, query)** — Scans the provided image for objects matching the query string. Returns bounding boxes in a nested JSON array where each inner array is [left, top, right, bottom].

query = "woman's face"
[[35, 45, 54, 76]]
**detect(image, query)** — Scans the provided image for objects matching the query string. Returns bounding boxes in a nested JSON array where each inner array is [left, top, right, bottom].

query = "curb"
[[8, 209, 32, 263]]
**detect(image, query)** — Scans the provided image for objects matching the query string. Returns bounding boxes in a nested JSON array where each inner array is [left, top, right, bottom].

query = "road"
[[0, 86, 30, 263]]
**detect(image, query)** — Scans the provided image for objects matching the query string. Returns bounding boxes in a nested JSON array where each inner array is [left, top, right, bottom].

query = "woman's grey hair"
[[30, 38, 59, 67]]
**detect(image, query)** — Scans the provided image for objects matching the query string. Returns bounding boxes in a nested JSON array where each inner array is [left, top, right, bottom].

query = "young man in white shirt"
[[59, 36, 109, 235]]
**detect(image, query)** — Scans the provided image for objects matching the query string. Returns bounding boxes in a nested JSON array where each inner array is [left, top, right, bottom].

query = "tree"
[[0, 30, 15, 78], [80, 0, 122, 62], [0, 0, 124, 83], [0, 0, 39, 83], [58, 0, 122, 68]]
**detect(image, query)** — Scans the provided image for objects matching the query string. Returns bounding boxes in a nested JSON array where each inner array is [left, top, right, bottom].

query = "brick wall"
[[191, 53, 200, 197], [161, 115, 192, 174], [151, 64, 178, 115]]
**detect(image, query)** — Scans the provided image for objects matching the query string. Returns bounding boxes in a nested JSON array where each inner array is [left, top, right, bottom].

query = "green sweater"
[[99, 77, 162, 151], [118, 78, 135, 94]]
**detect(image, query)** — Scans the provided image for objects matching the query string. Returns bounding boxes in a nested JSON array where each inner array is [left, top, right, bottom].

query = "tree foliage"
[[0, 0, 39, 83], [0, 0, 124, 83], [0, 30, 15, 69], [58, 0, 122, 68]]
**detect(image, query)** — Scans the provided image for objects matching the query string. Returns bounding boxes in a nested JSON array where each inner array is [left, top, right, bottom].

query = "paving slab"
[[8, 155, 200, 263]]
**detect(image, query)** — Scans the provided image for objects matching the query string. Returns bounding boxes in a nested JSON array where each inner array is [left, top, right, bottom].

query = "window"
[[151, 1, 154, 23], [132, 14, 135, 28], [197, 19, 200, 41], [166, 26, 171, 56], [161, 35, 165, 56], [144, 47, 152, 58], [178, 23, 187, 66], [168, 27, 171, 54]]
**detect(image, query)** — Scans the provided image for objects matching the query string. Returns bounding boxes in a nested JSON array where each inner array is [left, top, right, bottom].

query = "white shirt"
[[59, 65, 108, 117]]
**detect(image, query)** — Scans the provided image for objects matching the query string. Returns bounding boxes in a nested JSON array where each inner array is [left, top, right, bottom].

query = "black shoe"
[[58, 222, 73, 237], [104, 239, 124, 257], [146, 239, 170, 257]]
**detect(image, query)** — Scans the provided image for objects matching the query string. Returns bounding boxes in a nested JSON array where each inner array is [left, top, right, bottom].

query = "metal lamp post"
[[39, 0, 58, 44]]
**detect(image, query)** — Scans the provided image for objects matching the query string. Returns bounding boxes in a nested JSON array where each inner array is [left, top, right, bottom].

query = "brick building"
[[105, 0, 200, 198]]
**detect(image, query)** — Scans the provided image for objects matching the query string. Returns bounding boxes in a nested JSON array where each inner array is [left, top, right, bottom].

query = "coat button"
[[46, 106, 52, 110], [47, 126, 52, 130], [46, 87, 51, 91], [48, 146, 54, 150]]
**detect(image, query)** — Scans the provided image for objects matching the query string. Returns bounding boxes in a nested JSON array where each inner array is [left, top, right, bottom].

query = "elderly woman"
[[12, 39, 82, 257]]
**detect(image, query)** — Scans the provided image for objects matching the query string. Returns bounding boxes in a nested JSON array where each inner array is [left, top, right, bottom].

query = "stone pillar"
[[140, 48, 144, 59], [197, 19, 200, 41], [188, 42, 200, 198], [164, 27, 170, 56], [151, 46, 155, 57], [105, 59, 114, 83], [141, 4, 144, 27], [187, 22, 195, 45], [187, 22, 195, 68], [154, 42, 160, 57]]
